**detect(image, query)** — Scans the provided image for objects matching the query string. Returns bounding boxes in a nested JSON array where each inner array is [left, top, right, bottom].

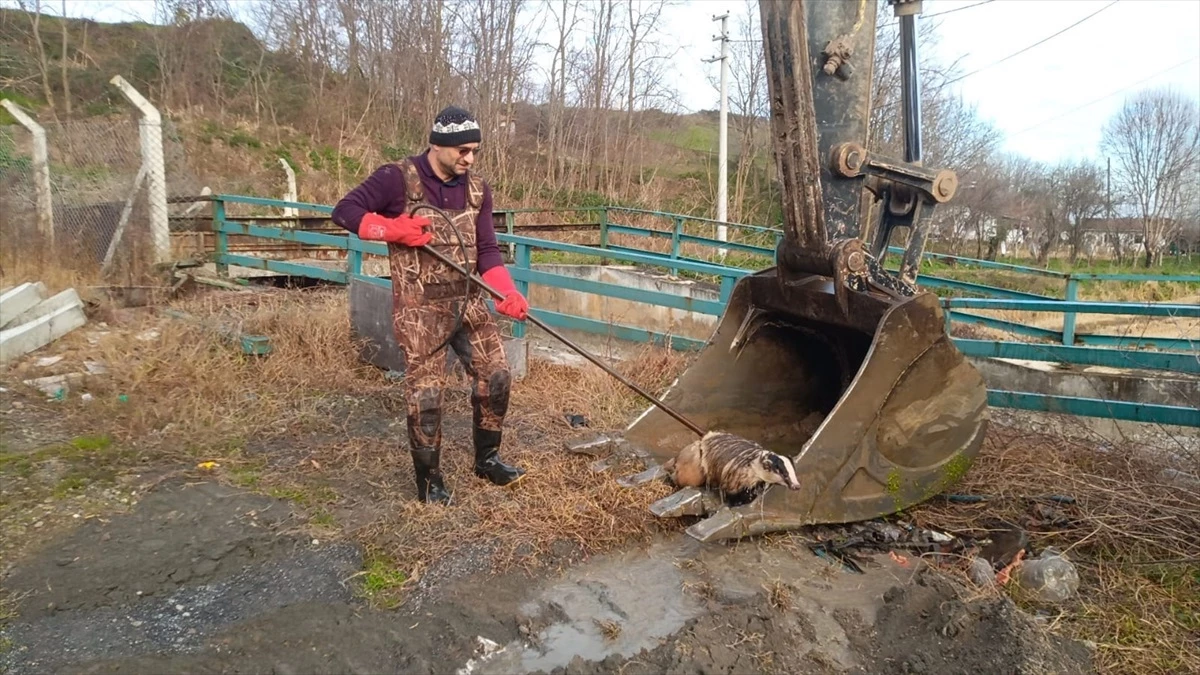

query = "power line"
[[1006, 56, 1199, 139], [876, 0, 1121, 113], [925, 0, 997, 19], [939, 0, 1119, 88]]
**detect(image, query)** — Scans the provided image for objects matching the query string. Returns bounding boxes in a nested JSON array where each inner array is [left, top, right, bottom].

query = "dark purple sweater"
[[331, 152, 504, 274]]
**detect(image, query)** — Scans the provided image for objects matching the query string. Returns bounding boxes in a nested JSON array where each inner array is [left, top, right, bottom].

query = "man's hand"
[[358, 212, 432, 247], [495, 292, 529, 321], [481, 265, 529, 321]]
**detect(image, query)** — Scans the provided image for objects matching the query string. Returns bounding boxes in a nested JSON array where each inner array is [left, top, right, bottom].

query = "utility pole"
[[704, 12, 730, 258], [1106, 156, 1112, 219]]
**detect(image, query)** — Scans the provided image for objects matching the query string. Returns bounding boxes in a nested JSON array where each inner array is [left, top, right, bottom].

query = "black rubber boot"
[[472, 427, 525, 486], [411, 448, 452, 504]]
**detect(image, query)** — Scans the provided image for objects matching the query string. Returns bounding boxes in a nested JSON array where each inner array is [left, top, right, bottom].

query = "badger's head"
[[755, 452, 801, 490]]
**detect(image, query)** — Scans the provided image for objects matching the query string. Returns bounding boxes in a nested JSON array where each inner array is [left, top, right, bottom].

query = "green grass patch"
[[356, 552, 409, 609], [647, 122, 718, 153]]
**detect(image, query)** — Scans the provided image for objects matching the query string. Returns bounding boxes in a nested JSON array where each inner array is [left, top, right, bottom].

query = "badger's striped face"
[[756, 453, 802, 490]]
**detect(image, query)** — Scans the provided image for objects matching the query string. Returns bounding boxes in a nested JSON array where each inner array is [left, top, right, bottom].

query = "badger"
[[662, 430, 802, 506]]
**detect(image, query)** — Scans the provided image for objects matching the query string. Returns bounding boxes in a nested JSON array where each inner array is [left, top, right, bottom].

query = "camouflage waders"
[[388, 159, 525, 504]]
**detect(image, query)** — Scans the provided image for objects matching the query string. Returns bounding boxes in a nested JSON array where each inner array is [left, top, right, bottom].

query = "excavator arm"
[[620, 0, 989, 542]]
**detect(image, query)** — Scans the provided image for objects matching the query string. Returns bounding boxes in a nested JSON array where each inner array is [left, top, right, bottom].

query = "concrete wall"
[[526, 265, 719, 342], [967, 357, 1200, 409]]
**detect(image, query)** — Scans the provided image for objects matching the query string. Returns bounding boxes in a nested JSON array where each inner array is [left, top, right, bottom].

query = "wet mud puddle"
[[469, 543, 707, 674], [461, 536, 910, 675]]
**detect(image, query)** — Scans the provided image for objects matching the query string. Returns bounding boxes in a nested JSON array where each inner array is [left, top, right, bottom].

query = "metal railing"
[[203, 194, 1200, 428]]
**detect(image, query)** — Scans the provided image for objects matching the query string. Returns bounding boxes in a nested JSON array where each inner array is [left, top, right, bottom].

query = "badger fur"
[[662, 430, 802, 506]]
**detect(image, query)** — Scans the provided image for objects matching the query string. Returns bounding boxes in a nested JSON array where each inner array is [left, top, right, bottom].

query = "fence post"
[[213, 196, 229, 277], [1062, 277, 1079, 345], [512, 242, 530, 339], [347, 237, 363, 278], [279, 158, 298, 227], [1, 100, 53, 248], [505, 210, 515, 260], [109, 75, 170, 264], [671, 216, 682, 277], [720, 275, 735, 306]]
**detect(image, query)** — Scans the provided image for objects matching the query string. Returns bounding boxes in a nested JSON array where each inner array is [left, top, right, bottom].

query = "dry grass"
[[335, 347, 692, 596], [21, 287, 380, 454], [764, 578, 793, 611], [0, 248, 106, 297], [911, 423, 1200, 675], [6, 277, 1198, 672], [1, 282, 693, 604]]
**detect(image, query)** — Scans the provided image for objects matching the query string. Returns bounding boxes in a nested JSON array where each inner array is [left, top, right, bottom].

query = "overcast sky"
[[11, 0, 1200, 167]]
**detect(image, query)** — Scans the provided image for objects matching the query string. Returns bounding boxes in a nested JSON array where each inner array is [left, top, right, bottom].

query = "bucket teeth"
[[728, 307, 765, 353], [648, 487, 724, 518], [685, 497, 810, 543], [616, 463, 667, 488]]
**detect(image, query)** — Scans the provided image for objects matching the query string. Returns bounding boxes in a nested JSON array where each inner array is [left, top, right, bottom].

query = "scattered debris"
[[563, 433, 616, 456], [995, 549, 1027, 586], [1012, 547, 1080, 604], [456, 636, 506, 675], [162, 308, 271, 356], [805, 519, 974, 561], [979, 522, 1029, 570], [22, 372, 88, 398], [968, 557, 997, 588]]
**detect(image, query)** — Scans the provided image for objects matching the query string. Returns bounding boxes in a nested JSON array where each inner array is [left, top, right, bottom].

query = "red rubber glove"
[[358, 212, 432, 247], [482, 265, 529, 321]]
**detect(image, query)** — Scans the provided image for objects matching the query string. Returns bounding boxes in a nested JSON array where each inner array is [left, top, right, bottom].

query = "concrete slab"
[[7, 288, 83, 328], [0, 301, 87, 365], [0, 281, 48, 328]]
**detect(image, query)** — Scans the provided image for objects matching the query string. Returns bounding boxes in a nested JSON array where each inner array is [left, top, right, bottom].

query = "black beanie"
[[429, 106, 482, 146]]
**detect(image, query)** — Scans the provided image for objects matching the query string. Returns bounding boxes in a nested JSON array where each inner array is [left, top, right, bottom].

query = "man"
[[331, 105, 530, 504]]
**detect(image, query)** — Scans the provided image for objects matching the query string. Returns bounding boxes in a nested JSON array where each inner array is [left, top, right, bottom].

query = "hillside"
[[0, 7, 777, 222]]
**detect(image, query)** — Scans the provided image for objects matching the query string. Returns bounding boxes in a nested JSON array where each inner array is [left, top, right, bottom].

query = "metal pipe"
[[898, 13, 923, 163]]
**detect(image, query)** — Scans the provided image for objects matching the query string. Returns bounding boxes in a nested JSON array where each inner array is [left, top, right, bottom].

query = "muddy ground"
[[1, 451, 1094, 675]]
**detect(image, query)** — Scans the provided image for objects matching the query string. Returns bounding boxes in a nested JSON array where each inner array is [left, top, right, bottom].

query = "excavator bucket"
[[622, 269, 989, 541], [618, 0, 989, 541]]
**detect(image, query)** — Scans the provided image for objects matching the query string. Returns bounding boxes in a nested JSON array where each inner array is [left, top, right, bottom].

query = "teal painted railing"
[[205, 194, 1200, 428]]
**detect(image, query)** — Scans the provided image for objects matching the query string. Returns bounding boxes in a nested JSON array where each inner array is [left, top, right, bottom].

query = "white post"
[[708, 12, 730, 259], [109, 75, 170, 264], [1, 100, 53, 247], [279, 157, 298, 228]]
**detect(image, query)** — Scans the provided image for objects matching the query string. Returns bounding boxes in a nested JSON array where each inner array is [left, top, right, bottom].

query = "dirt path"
[[1, 473, 1094, 675]]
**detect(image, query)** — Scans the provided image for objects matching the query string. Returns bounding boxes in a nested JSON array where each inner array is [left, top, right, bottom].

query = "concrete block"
[[0, 301, 88, 365], [7, 288, 83, 328], [0, 281, 48, 328]]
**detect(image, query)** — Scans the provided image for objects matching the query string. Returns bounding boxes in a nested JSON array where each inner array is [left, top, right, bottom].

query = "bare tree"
[[1055, 159, 1106, 264], [722, 0, 767, 224], [543, 0, 583, 185], [1101, 87, 1200, 267], [15, 0, 56, 116]]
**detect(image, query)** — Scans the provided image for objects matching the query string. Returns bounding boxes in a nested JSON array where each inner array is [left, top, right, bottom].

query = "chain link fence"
[[1, 79, 205, 285]]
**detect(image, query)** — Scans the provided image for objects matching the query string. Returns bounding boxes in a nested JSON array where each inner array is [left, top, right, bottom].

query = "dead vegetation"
[[1, 283, 689, 606], [2, 281, 1196, 673], [910, 423, 1200, 675]]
